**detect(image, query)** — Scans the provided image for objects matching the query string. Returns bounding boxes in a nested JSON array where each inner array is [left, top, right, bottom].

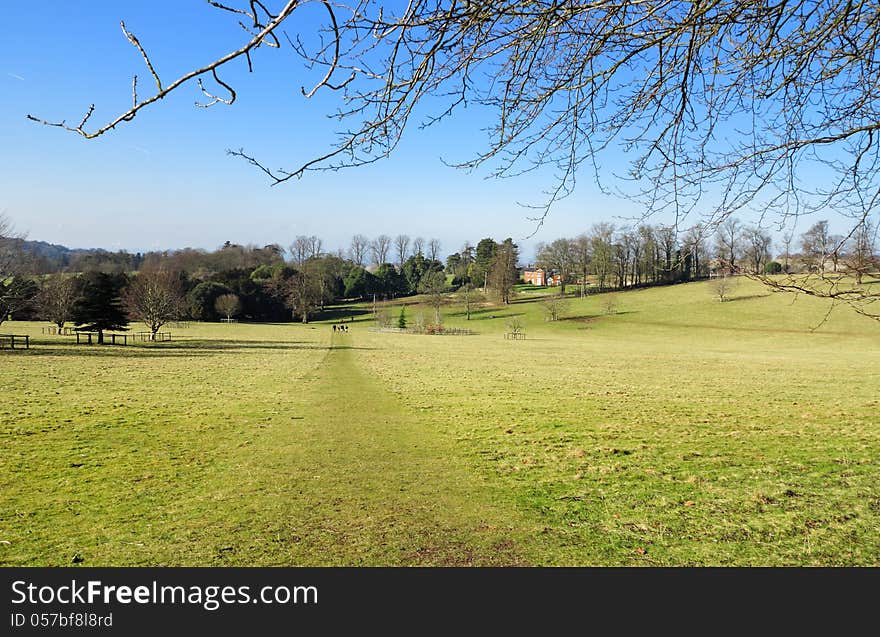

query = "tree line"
[[529, 218, 878, 295], [2, 214, 877, 334]]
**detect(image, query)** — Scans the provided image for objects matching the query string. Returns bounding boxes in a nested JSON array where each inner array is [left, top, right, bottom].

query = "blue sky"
[[0, 2, 827, 262], [0, 1, 649, 261]]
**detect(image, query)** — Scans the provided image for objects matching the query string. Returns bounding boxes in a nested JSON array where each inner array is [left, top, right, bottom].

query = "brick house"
[[522, 267, 562, 286]]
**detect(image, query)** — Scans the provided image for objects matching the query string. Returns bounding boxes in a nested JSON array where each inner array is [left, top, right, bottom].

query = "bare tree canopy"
[[0, 214, 32, 325], [394, 234, 411, 268], [0, 213, 24, 280], [349, 234, 370, 266], [36, 274, 79, 330], [25, 2, 880, 226], [124, 270, 186, 337], [371, 234, 392, 265]]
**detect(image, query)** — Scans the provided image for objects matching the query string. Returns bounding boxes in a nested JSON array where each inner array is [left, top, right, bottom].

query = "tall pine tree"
[[72, 272, 129, 344], [488, 239, 519, 304]]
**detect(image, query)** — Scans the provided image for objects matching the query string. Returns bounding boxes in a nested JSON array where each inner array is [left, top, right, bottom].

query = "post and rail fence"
[[0, 334, 29, 349]]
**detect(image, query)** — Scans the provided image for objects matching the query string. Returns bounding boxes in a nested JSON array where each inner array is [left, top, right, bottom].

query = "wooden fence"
[[131, 332, 172, 342], [504, 332, 527, 340], [0, 334, 29, 349], [41, 326, 75, 335], [75, 332, 129, 345]]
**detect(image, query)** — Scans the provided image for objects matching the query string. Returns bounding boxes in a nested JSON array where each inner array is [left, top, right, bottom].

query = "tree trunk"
[[97, 330, 104, 345]]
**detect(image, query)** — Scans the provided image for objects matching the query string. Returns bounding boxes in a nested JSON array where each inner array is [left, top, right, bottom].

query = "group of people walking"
[[332, 324, 350, 332]]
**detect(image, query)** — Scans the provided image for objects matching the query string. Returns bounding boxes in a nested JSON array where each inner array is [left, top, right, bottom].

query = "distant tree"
[[188, 281, 232, 321], [418, 269, 448, 324], [290, 235, 322, 266], [541, 295, 569, 321], [601, 294, 619, 315], [305, 255, 345, 311], [612, 232, 633, 288], [589, 223, 616, 290], [487, 238, 519, 304], [371, 235, 392, 265], [71, 271, 129, 343], [401, 252, 442, 294], [571, 235, 592, 297], [412, 237, 425, 257], [394, 234, 410, 268], [655, 225, 681, 282], [447, 242, 475, 285], [214, 267, 288, 322], [36, 273, 78, 330], [473, 238, 499, 289], [446, 252, 463, 278], [375, 262, 407, 297], [214, 293, 241, 321], [743, 226, 773, 274], [457, 283, 484, 320], [397, 305, 408, 329], [284, 271, 322, 322], [349, 234, 370, 267], [307, 236, 323, 260], [712, 275, 738, 303], [506, 317, 525, 336], [375, 305, 393, 328], [0, 214, 30, 325], [682, 225, 710, 280], [715, 218, 742, 274], [343, 266, 377, 299], [843, 221, 878, 284], [427, 238, 442, 263], [0, 276, 38, 324], [764, 261, 783, 275], [800, 221, 832, 273], [124, 270, 186, 339], [780, 232, 795, 274], [0, 213, 22, 278]]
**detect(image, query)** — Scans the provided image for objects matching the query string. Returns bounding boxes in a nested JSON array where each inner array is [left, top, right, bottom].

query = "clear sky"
[[0, 2, 815, 262], [0, 1, 652, 262]]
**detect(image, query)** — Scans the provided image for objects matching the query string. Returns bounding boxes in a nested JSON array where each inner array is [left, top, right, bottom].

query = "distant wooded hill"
[[19, 240, 142, 274]]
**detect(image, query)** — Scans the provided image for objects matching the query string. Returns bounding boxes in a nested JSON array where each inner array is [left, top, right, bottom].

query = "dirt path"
[[280, 331, 526, 565]]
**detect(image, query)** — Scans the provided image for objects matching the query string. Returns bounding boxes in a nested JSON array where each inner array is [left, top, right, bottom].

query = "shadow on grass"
[[315, 306, 374, 323], [463, 310, 527, 321], [561, 311, 639, 322], [14, 339, 376, 358], [725, 294, 773, 302]]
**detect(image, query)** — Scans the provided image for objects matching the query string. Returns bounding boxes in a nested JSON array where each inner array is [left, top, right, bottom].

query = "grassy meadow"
[[1, 277, 878, 565]]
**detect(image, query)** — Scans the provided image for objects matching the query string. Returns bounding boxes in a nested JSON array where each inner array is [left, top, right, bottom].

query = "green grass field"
[[2, 278, 878, 565]]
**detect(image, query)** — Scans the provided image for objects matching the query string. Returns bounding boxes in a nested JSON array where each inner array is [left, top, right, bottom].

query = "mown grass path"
[[1, 324, 528, 566], [274, 331, 529, 565]]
